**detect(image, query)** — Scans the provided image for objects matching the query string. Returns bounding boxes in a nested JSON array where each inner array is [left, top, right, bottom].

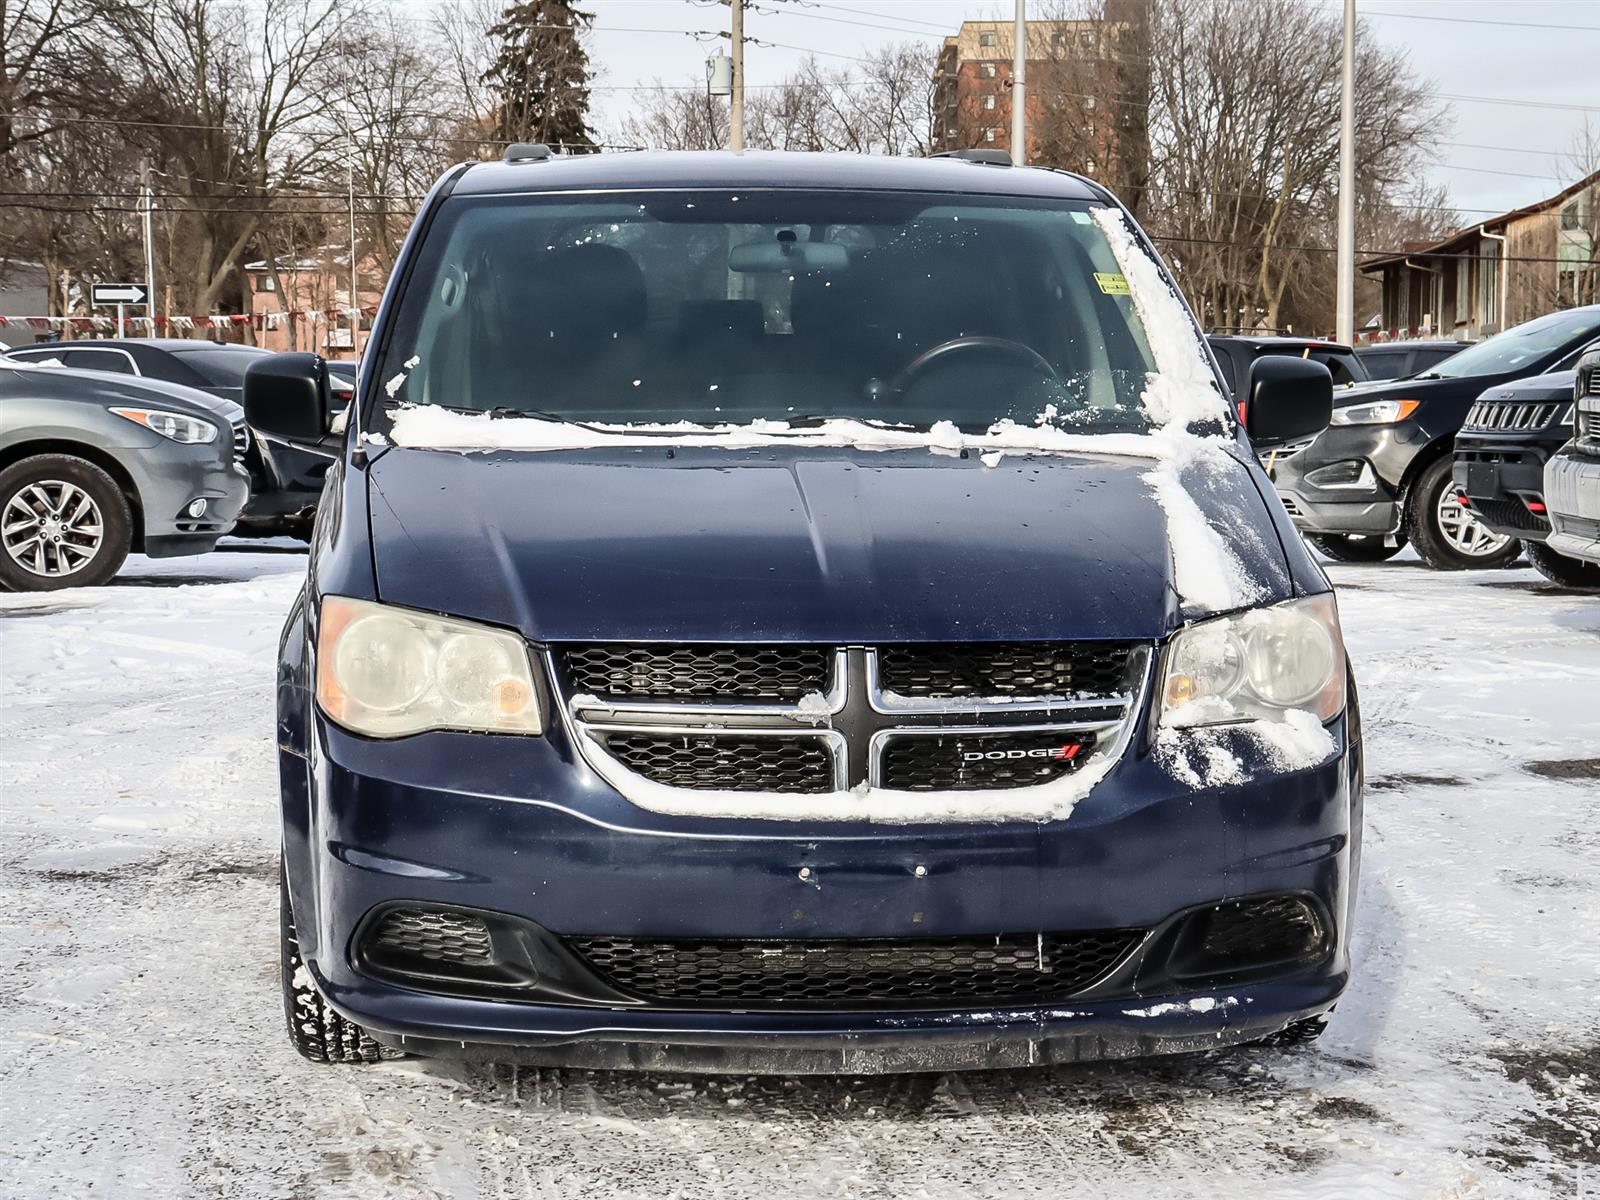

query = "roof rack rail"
[[929, 148, 1012, 167], [504, 143, 553, 164]]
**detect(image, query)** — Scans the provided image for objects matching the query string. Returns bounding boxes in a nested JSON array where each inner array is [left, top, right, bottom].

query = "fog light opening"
[[185, 498, 208, 519]]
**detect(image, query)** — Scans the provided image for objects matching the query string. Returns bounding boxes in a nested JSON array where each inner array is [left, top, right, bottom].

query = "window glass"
[[1429, 309, 1599, 378], [63, 349, 135, 374], [1357, 350, 1408, 380], [376, 191, 1162, 435]]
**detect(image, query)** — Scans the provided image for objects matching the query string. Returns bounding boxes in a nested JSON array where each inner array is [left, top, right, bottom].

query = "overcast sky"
[[579, 0, 1599, 220]]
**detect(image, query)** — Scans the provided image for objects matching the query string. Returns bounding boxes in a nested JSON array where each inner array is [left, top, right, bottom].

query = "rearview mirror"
[[1245, 356, 1333, 446], [244, 352, 330, 441], [729, 239, 848, 273]]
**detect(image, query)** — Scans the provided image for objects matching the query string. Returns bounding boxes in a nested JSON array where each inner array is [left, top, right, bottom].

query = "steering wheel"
[[886, 336, 1059, 399]]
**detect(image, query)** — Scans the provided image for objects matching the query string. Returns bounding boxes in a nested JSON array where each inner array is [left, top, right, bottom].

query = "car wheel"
[[1405, 457, 1522, 571], [0, 455, 132, 591], [1525, 541, 1600, 589], [280, 863, 395, 1064], [1307, 533, 1408, 563]]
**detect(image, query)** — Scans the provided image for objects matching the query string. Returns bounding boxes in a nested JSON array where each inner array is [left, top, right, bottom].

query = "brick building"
[[243, 250, 385, 357], [931, 6, 1150, 208]]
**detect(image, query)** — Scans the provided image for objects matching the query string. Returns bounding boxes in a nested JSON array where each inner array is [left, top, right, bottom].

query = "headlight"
[[1328, 399, 1420, 426], [316, 596, 542, 738], [109, 406, 218, 444], [1160, 594, 1345, 727]]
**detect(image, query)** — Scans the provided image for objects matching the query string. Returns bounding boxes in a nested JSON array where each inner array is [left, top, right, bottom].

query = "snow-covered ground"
[[1, 544, 1596, 1199]]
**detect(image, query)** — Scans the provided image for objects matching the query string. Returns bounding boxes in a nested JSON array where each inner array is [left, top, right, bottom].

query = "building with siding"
[[1359, 170, 1599, 342]]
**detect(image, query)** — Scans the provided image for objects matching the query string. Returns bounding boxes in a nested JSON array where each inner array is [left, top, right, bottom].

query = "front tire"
[[1525, 541, 1600, 589], [0, 455, 132, 591], [280, 864, 394, 1064], [1405, 457, 1521, 571], [1307, 533, 1407, 563]]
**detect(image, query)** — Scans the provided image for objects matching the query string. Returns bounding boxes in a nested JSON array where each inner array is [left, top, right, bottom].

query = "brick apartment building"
[[932, 5, 1150, 209], [243, 250, 386, 357]]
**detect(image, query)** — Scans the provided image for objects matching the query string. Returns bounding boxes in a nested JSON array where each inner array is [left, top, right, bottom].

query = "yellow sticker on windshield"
[[1094, 272, 1131, 296]]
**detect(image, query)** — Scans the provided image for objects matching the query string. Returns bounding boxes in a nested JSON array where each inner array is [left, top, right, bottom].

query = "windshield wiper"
[[481, 406, 611, 434], [1411, 372, 1443, 380]]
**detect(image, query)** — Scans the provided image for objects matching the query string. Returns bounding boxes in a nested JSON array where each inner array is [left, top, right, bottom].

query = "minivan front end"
[[267, 153, 1359, 1071]]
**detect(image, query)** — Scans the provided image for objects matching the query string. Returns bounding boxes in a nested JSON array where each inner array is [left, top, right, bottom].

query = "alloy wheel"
[[2, 480, 106, 579], [1434, 491, 1513, 559]]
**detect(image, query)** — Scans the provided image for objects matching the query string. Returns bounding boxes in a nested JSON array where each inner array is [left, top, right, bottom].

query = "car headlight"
[[316, 596, 542, 738], [1160, 594, 1346, 727], [1328, 399, 1420, 426], [109, 406, 218, 444]]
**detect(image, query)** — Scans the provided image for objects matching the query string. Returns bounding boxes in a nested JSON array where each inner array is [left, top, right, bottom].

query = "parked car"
[[0, 361, 250, 590], [1452, 358, 1600, 588], [3, 338, 332, 538], [1353, 338, 1473, 383], [1544, 347, 1600, 572], [254, 150, 1358, 1073], [1272, 306, 1600, 568], [1206, 334, 1368, 405]]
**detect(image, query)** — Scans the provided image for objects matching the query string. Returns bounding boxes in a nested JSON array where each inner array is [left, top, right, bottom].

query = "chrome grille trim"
[[1462, 400, 1564, 433], [555, 645, 1152, 816]]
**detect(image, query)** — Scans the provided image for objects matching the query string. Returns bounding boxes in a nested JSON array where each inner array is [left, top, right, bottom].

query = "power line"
[[1439, 92, 1600, 114], [1353, 6, 1600, 33]]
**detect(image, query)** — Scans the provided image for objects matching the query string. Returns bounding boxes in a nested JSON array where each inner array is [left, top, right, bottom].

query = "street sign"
[[92, 284, 150, 306]]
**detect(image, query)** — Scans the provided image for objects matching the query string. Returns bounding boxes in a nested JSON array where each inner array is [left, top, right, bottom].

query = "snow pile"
[[1154, 709, 1335, 790], [1091, 206, 1264, 617], [386, 406, 1169, 462]]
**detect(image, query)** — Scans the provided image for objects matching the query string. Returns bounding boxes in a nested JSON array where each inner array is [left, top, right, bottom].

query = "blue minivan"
[[250, 150, 1359, 1073]]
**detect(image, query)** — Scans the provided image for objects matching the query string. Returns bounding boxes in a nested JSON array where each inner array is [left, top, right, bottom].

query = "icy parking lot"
[[1, 545, 1596, 1199]]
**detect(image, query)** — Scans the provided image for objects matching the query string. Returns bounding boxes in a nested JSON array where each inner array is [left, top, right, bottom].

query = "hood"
[[1475, 369, 1576, 404], [1335, 372, 1506, 406], [6, 363, 244, 425], [365, 444, 1294, 643]]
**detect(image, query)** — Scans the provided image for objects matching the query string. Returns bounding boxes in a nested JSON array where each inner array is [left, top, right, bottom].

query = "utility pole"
[[1010, 0, 1027, 165], [1335, 0, 1356, 344], [729, 0, 745, 151], [139, 159, 156, 337], [348, 159, 359, 359]]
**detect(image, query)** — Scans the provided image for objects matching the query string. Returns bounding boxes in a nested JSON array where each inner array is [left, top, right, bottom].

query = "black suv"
[[1206, 334, 1367, 404], [1273, 306, 1600, 568], [1353, 339, 1472, 383], [1453, 359, 1600, 588]]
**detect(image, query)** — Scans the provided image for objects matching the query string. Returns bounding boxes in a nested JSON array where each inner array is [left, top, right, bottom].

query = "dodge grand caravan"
[[251, 150, 1360, 1073]]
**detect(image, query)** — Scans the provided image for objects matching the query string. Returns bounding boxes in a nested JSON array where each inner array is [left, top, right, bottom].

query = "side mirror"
[[244, 352, 329, 441], [1245, 356, 1333, 446]]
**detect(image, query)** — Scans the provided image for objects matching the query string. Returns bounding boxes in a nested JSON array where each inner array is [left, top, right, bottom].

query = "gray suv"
[[0, 362, 251, 590]]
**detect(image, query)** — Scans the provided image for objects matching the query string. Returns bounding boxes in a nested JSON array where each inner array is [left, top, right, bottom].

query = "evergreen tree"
[[482, 1, 597, 153]]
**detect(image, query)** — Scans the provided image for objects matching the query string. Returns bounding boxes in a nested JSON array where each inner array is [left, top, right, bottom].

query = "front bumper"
[[1271, 422, 1424, 535], [282, 686, 1360, 1069], [1546, 448, 1600, 565], [1452, 434, 1557, 542]]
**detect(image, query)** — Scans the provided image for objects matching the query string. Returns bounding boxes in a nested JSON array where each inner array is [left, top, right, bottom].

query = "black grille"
[[560, 644, 831, 702], [1463, 400, 1565, 432], [232, 420, 250, 462], [876, 642, 1135, 699], [880, 731, 1098, 791], [567, 930, 1140, 1009], [1468, 497, 1549, 533], [367, 909, 492, 965], [603, 733, 834, 793], [1196, 895, 1321, 969]]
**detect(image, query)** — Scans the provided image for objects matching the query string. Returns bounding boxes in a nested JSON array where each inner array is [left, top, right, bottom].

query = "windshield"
[[1427, 308, 1598, 379], [373, 190, 1159, 435]]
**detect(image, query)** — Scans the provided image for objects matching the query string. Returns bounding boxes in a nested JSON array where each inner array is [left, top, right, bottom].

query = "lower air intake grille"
[[602, 733, 834, 793], [1195, 895, 1322, 970], [367, 909, 492, 965], [879, 731, 1098, 791], [1467, 497, 1549, 534], [875, 642, 1135, 699], [560, 644, 832, 702], [567, 930, 1141, 1009]]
